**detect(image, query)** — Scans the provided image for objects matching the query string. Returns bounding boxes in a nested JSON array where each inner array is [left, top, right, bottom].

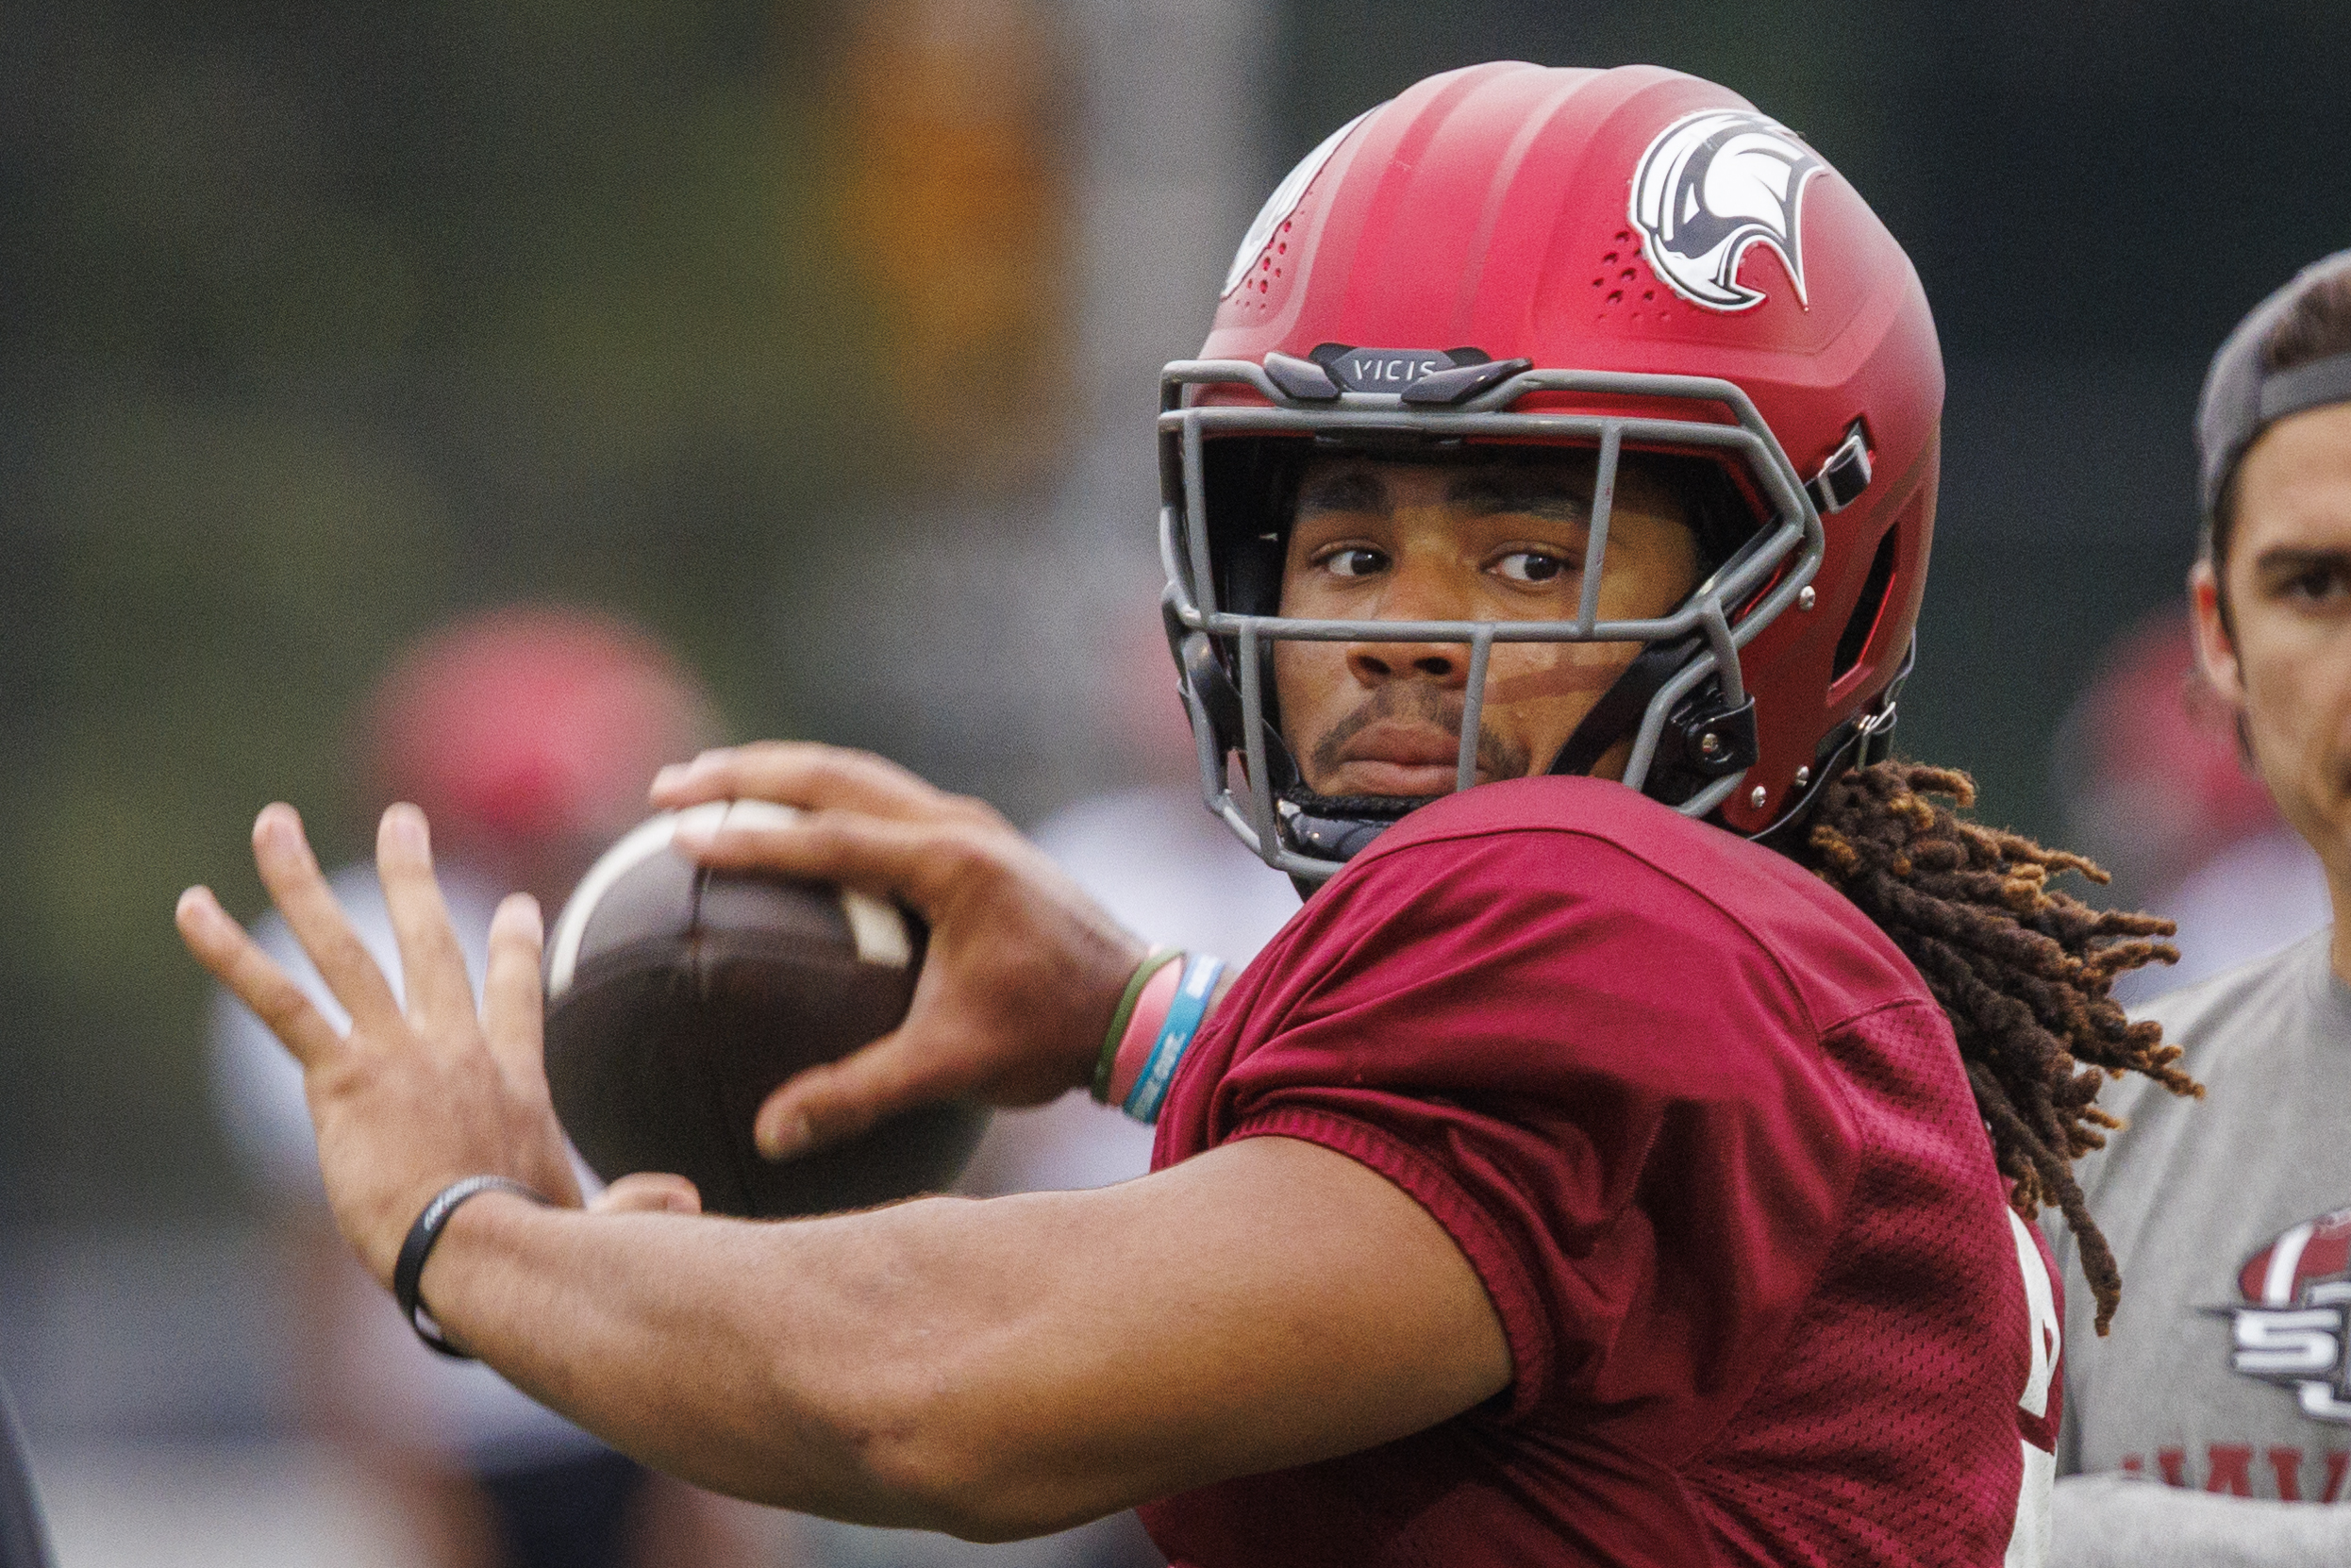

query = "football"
[[542, 800, 989, 1218]]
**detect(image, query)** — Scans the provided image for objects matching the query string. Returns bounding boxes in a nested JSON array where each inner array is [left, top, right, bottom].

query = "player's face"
[[2193, 402, 2351, 881], [1274, 453, 1702, 798]]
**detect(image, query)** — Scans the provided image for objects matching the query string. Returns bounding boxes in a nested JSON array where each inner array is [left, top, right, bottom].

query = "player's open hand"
[[651, 742, 1149, 1159], [176, 803, 585, 1286]]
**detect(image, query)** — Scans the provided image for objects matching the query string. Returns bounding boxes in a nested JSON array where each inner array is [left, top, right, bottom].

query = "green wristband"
[[1092, 947, 1184, 1103]]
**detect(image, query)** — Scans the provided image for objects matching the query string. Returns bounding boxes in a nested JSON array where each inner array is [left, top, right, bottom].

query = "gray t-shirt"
[[2050, 929, 2351, 1564]]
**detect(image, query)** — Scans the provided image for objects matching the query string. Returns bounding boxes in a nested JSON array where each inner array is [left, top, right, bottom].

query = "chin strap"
[[1167, 586, 1306, 796], [1545, 635, 1702, 781], [1544, 616, 1767, 805], [1277, 790, 1430, 866], [1748, 639, 1914, 854]]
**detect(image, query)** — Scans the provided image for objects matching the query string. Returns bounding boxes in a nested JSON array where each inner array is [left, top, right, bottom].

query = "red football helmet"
[[1160, 62, 1941, 881], [359, 606, 724, 867]]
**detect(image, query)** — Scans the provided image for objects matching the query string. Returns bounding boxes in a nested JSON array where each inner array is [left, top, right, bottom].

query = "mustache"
[[1306, 683, 1533, 784]]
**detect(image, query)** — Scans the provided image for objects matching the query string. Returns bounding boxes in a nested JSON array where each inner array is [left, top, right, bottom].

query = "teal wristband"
[[1123, 953, 1225, 1124], [1092, 948, 1182, 1103]]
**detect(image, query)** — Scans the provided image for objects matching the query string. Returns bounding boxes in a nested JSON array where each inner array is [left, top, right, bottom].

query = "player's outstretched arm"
[[649, 742, 1152, 1159], [177, 801, 1509, 1539], [421, 1137, 1509, 1539]]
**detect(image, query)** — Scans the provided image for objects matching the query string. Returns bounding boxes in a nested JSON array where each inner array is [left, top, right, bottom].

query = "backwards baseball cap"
[[2197, 247, 2351, 550]]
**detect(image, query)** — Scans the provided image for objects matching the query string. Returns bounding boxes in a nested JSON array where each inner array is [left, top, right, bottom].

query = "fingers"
[[652, 742, 993, 828], [590, 1172, 703, 1215], [481, 893, 584, 1211], [251, 804, 406, 1034], [481, 892, 548, 1093], [175, 886, 346, 1070], [375, 806, 482, 1036], [754, 1027, 946, 1159], [675, 807, 986, 916]]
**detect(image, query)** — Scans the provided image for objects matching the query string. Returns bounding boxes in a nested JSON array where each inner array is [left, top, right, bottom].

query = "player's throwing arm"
[[176, 758, 1509, 1538]]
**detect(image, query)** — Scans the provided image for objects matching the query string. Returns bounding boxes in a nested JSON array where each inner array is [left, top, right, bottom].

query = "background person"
[[208, 606, 775, 1568], [2052, 251, 2351, 1564]]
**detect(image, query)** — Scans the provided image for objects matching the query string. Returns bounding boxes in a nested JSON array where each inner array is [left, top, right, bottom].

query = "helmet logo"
[[1628, 109, 1826, 313]]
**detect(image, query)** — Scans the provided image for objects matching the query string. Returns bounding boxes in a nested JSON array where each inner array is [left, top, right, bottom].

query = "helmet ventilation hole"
[[1831, 525, 1900, 681], [1592, 234, 1668, 322]]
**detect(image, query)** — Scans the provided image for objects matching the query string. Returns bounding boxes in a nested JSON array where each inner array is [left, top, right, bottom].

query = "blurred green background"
[[0, 0, 1073, 1225], [3, 0, 2348, 1233]]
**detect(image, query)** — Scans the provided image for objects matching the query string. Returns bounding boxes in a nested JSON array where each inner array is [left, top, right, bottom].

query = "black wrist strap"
[[393, 1176, 546, 1360]]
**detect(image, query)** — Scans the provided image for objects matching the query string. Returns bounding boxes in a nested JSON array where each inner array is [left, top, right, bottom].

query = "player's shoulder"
[[1367, 774, 1774, 871], [1356, 775, 1859, 927], [1326, 776, 1926, 1024]]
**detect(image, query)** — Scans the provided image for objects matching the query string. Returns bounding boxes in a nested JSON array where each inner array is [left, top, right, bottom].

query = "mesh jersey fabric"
[[1139, 776, 2046, 1568]]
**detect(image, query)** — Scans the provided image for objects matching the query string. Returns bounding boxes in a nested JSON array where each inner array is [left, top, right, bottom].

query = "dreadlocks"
[[1800, 759, 2201, 1335]]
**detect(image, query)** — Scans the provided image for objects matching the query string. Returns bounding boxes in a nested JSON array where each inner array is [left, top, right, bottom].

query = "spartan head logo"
[[1628, 109, 1826, 313]]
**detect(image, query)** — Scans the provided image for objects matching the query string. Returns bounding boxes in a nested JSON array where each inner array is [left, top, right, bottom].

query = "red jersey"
[[1140, 776, 2060, 1568]]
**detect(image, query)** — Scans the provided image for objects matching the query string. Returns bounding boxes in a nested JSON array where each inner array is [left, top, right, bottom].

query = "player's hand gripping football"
[[174, 804, 683, 1287], [653, 743, 1151, 1159]]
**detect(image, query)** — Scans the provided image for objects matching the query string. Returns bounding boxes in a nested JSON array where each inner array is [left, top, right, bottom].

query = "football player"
[[180, 64, 2189, 1566]]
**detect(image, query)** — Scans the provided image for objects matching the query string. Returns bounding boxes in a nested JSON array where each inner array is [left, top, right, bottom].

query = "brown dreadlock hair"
[[1799, 759, 2201, 1334]]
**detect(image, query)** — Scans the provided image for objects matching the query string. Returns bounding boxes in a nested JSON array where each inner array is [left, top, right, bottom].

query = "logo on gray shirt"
[[2224, 1206, 2351, 1422]]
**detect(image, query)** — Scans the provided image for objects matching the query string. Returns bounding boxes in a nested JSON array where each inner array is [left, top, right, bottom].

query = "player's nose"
[[1345, 638, 1472, 686], [1343, 557, 1475, 687]]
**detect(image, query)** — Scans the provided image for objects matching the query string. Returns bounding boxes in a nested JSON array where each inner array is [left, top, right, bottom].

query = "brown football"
[[542, 800, 988, 1218]]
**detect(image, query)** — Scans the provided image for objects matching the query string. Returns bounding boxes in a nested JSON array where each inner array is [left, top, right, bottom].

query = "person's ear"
[[2189, 559, 2247, 712]]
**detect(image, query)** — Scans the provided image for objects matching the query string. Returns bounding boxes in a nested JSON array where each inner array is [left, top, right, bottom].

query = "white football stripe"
[[548, 798, 910, 991], [840, 889, 912, 969], [1221, 106, 1376, 298], [547, 807, 712, 996], [714, 797, 907, 964]]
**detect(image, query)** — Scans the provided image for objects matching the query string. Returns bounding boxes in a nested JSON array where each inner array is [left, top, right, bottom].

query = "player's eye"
[[2281, 565, 2351, 605], [1318, 546, 1388, 579], [1494, 549, 1573, 584]]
